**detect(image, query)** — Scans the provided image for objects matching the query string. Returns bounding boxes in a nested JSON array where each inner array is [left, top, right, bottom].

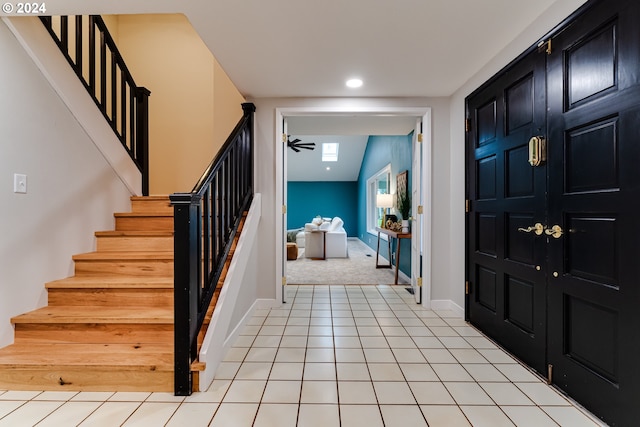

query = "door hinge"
[[538, 38, 552, 55], [417, 205, 424, 215], [547, 364, 553, 384], [282, 277, 287, 286], [418, 133, 423, 143], [417, 277, 423, 287], [465, 118, 470, 132], [282, 133, 287, 143], [282, 205, 287, 214], [465, 199, 470, 213], [465, 281, 470, 295]]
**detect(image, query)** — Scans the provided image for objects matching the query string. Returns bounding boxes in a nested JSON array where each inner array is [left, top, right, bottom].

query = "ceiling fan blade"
[[286, 136, 316, 152]]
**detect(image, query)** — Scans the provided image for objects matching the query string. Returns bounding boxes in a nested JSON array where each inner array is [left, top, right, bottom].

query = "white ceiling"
[[26, 0, 586, 181], [40, 0, 576, 98], [189, 0, 561, 98]]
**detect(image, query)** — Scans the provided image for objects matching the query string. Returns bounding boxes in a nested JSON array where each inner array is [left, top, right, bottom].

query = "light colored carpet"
[[286, 238, 407, 285]]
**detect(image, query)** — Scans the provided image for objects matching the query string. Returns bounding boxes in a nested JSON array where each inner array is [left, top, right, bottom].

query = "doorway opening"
[[274, 106, 432, 307]]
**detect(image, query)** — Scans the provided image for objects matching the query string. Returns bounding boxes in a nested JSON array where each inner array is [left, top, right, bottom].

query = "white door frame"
[[281, 117, 289, 303], [275, 106, 432, 307]]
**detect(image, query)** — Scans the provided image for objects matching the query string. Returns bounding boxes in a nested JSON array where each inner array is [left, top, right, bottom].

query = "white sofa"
[[304, 217, 348, 258]]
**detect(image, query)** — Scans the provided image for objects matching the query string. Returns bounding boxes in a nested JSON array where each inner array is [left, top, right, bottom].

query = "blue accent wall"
[[357, 134, 412, 277], [287, 181, 358, 236]]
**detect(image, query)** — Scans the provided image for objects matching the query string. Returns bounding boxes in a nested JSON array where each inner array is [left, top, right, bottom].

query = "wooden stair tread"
[[0, 195, 245, 392], [130, 196, 169, 202], [95, 230, 173, 237], [0, 343, 172, 368], [72, 251, 174, 261], [114, 212, 173, 218], [46, 276, 173, 289], [12, 306, 173, 324]]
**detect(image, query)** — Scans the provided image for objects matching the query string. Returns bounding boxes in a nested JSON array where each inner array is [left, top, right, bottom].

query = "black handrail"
[[40, 16, 151, 195], [170, 103, 255, 395]]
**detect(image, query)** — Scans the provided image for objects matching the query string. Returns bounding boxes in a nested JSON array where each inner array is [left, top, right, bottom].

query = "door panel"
[[467, 0, 640, 425], [466, 49, 548, 375], [547, 2, 640, 424]]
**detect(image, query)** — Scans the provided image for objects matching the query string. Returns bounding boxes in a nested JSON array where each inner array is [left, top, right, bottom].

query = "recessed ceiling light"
[[346, 78, 363, 88], [326, 167, 331, 170]]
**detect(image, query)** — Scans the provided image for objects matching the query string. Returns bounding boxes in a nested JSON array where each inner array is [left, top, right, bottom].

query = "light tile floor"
[[0, 285, 607, 426]]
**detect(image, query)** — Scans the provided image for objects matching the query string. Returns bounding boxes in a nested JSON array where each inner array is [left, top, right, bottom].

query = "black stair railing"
[[40, 16, 151, 195], [170, 103, 255, 395]]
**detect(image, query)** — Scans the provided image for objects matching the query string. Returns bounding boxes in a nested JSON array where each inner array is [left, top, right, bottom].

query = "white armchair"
[[304, 217, 348, 258]]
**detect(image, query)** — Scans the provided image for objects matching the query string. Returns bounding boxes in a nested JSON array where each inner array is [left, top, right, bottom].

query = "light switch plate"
[[14, 173, 27, 194]]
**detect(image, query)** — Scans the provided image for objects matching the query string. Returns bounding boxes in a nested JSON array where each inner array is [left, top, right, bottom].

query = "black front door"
[[546, 0, 640, 424], [467, 0, 640, 425], [466, 49, 548, 375]]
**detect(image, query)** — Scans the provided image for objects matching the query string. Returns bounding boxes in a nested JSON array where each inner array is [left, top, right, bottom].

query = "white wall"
[[0, 20, 133, 347], [447, 0, 589, 311], [250, 97, 451, 305], [0, 1, 590, 351], [253, 0, 587, 311]]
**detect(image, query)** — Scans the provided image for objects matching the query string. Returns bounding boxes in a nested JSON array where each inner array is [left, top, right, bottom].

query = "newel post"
[[241, 102, 255, 197], [170, 193, 202, 396], [136, 87, 151, 196]]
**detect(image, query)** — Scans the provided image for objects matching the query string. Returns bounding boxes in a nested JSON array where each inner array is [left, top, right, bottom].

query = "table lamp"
[[376, 193, 394, 228]]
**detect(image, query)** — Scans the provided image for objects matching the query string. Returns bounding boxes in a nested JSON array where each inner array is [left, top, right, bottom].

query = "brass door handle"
[[517, 223, 544, 236], [528, 136, 547, 167], [545, 225, 563, 238]]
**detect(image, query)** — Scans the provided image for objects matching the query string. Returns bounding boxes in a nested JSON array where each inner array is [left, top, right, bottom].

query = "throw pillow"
[[286, 227, 303, 242], [329, 217, 344, 231]]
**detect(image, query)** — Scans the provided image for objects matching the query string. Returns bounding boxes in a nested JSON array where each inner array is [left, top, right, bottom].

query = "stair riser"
[[115, 217, 173, 232], [130, 199, 173, 214], [14, 324, 173, 344], [96, 236, 173, 252], [0, 367, 172, 392], [47, 289, 173, 308], [0, 196, 189, 394], [74, 260, 173, 277]]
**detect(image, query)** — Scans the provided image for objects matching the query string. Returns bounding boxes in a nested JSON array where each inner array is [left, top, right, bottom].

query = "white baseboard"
[[200, 298, 277, 391], [397, 270, 411, 285], [430, 299, 465, 318], [255, 298, 278, 310], [220, 298, 276, 354]]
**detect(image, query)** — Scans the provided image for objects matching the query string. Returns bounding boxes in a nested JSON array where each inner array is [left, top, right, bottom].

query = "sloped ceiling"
[[286, 116, 417, 182], [287, 135, 369, 182]]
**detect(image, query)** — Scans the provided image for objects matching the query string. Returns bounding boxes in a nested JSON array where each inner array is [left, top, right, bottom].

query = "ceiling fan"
[[287, 135, 316, 152]]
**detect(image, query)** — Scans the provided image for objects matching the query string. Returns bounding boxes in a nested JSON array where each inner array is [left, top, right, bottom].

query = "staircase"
[[0, 196, 178, 392]]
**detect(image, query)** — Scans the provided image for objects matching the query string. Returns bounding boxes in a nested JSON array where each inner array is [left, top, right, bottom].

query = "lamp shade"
[[376, 193, 394, 208]]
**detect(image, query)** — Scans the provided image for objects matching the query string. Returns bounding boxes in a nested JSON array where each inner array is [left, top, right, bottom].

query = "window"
[[322, 142, 339, 161], [366, 164, 392, 234]]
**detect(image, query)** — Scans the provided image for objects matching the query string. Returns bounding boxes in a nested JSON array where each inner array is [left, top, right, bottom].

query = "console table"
[[375, 227, 411, 285]]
